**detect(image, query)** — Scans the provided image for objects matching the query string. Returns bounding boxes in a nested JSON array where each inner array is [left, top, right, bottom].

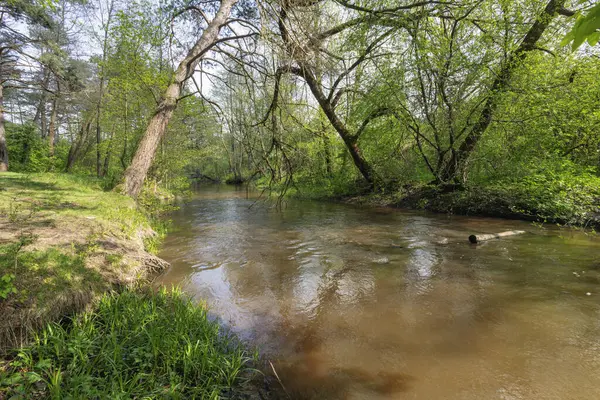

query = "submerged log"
[[468, 230, 525, 244]]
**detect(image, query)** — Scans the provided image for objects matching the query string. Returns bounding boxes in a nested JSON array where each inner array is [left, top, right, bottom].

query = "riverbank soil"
[[0, 173, 167, 354]]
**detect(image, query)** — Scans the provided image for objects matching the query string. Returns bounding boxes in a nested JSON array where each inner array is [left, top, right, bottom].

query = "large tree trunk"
[[0, 84, 8, 172], [440, 0, 566, 182], [122, 0, 238, 198]]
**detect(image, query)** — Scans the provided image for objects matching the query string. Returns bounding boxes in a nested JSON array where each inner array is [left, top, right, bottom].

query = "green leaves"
[[0, 289, 256, 398], [562, 2, 600, 50], [0, 274, 18, 300]]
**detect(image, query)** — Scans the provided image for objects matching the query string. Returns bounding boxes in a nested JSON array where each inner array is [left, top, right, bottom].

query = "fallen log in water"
[[468, 230, 525, 244]]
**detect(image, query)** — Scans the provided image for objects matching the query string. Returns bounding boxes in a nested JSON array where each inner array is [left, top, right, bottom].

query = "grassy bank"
[[0, 173, 258, 398], [340, 179, 600, 230], [0, 288, 256, 399], [0, 172, 169, 353], [281, 169, 600, 229]]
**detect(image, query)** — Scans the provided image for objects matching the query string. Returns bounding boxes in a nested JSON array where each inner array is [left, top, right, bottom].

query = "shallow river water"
[[156, 186, 600, 399]]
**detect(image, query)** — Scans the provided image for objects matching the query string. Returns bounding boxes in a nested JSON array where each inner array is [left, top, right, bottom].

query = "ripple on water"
[[156, 187, 600, 400]]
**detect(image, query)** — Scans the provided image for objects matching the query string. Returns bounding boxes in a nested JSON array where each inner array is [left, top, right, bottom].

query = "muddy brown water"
[[156, 186, 600, 399]]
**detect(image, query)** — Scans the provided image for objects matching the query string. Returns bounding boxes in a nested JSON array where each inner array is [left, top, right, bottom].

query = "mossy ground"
[[0, 173, 166, 354]]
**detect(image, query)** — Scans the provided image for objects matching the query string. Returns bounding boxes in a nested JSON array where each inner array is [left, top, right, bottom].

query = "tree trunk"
[[35, 68, 50, 138], [440, 0, 566, 182], [101, 133, 112, 177], [96, 104, 102, 176], [66, 117, 93, 172], [120, 94, 129, 169], [276, 6, 376, 188], [40, 98, 47, 138], [122, 0, 238, 198], [48, 95, 58, 157], [323, 133, 332, 177], [0, 84, 8, 172], [297, 65, 375, 187], [96, 0, 115, 178], [468, 230, 525, 244]]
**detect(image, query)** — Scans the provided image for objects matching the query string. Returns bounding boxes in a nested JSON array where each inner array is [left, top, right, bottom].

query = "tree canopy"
[[1, 0, 599, 221]]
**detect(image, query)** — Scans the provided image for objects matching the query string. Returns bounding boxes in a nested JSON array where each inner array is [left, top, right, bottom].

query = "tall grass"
[[0, 288, 257, 399]]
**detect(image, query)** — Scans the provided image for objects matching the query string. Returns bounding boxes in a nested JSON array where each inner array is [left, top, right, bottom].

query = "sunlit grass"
[[0, 172, 147, 232], [0, 288, 257, 399], [0, 172, 171, 353]]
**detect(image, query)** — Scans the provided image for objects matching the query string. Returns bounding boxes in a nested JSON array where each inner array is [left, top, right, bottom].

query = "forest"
[[1, 0, 600, 398], [1, 0, 599, 225]]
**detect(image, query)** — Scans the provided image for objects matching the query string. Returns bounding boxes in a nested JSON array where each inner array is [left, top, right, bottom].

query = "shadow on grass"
[[0, 177, 65, 193], [1, 241, 105, 309]]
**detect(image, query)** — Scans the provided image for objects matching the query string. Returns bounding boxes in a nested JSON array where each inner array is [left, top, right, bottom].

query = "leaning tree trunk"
[[0, 84, 8, 172], [440, 0, 566, 182], [276, 5, 376, 188], [297, 65, 376, 187], [122, 0, 238, 198]]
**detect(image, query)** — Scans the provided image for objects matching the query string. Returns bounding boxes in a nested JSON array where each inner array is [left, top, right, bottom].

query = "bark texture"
[[48, 95, 58, 157], [122, 0, 238, 198], [0, 84, 8, 171]]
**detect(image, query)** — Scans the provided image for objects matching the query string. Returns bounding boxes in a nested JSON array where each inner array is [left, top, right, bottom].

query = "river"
[[156, 186, 600, 399]]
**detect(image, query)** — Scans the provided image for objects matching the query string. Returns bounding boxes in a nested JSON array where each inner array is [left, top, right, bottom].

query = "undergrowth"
[[0, 288, 257, 399]]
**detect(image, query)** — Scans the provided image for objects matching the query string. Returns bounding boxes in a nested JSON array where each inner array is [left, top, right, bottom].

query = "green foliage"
[[562, 2, 600, 50], [5, 123, 49, 172], [4, 122, 72, 173], [0, 274, 18, 300], [4, 0, 600, 229], [0, 288, 256, 399], [416, 162, 600, 227], [509, 160, 600, 222]]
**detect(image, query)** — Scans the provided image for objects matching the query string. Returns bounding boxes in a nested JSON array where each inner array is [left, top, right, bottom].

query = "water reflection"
[[157, 186, 600, 399]]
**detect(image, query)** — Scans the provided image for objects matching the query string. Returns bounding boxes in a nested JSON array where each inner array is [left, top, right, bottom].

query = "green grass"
[[0, 172, 171, 354], [0, 172, 152, 236], [0, 288, 257, 399]]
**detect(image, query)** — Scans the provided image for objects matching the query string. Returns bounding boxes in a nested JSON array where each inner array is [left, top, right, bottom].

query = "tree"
[[268, 0, 453, 188], [93, 0, 116, 177], [438, 0, 568, 182], [121, 0, 247, 198], [0, 0, 52, 171]]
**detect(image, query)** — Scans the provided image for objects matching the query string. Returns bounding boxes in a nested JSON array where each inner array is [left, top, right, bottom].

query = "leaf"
[[25, 372, 43, 383], [35, 359, 52, 370], [564, 3, 600, 50], [560, 31, 575, 47], [587, 31, 600, 46]]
